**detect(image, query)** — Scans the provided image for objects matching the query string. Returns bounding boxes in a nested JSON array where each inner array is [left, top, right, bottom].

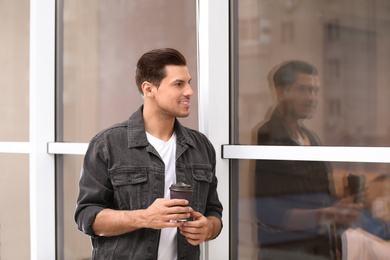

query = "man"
[[75, 48, 223, 260], [255, 61, 360, 259]]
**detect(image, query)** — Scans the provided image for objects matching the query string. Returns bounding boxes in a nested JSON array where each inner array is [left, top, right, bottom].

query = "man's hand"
[[317, 197, 363, 226], [92, 198, 190, 237], [179, 209, 221, 246], [144, 198, 191, 230]]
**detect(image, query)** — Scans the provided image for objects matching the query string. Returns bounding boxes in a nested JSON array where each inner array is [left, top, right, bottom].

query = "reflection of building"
[[238, 0, 390, 147], [236, 0, 390, 258], [323, 21, 390, 146]]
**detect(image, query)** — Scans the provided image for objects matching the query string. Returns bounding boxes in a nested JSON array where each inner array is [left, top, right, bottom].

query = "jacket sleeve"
[[74, 136, 113, 237], [203, 137, 223, 233]]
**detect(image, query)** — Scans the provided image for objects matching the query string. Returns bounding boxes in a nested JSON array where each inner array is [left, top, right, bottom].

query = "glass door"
[[228, 0, 390, 259], [54, 0, 201, 259]]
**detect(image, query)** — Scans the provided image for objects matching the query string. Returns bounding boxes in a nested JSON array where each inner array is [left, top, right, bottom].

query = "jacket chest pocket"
[[192, 167, 213, 212], [110, 169, 148, 210], [177, 164, 213, 213]]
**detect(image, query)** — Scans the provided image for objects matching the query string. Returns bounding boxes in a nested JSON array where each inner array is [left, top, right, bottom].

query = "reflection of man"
[[75, 48, 223, 259], [255, 61, 359, 259]]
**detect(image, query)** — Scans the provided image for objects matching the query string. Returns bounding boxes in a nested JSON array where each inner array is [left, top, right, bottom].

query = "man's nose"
[[184, 84, 194, 97], [307, 89, 318, 99]]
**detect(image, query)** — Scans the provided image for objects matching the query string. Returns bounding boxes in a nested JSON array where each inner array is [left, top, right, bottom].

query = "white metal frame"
[[47, 143, 88, 155], [0, 142, 30, 153], [197, 0, 230, 259], [29, 0, 56, 259], [223, 145, 390, 163]]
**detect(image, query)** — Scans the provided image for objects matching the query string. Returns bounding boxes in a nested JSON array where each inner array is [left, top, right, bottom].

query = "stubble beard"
[[157, 105, 190, 120]]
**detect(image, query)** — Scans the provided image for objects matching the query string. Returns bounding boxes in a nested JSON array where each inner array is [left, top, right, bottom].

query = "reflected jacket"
[[254, 108, 337, 258], [74, 105, 223, 260]]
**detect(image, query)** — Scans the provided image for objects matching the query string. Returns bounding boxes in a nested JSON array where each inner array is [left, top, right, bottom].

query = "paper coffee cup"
[[170, 182, 192, 221]]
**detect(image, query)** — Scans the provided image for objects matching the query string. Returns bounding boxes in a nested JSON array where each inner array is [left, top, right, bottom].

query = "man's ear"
[[142, 81, 154, 97]]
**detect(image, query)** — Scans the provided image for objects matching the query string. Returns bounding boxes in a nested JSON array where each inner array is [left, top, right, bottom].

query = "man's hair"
[[273, 60, 318, 88], [135, 48, 187, 95]]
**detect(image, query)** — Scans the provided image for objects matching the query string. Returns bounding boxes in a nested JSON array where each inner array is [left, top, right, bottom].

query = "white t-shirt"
[[146, 131, 177, 260]]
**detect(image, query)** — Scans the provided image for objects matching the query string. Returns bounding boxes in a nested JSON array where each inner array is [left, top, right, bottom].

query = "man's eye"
[[298, 86, 308, 92]]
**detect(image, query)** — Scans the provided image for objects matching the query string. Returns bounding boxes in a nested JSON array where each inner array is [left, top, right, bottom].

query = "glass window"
[[0, 154, 30, 259], [59, 0, 198, 143], [57, 1, 198, 258], [234, 0, 390, 147], [234, 159, 390, 259], [57, 155, 91, 259], [0, 0, 29, 141], [233, 0, 390, 259]]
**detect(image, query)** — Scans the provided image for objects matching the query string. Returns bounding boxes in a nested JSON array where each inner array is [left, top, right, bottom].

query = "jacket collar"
[[269, 107, 320, 146], [127, 105, 196, 149]]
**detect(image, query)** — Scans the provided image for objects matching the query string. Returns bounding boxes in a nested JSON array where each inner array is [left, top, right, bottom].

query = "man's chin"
[[176, 113, 190, 118], [300, 109, 316, 119], [301, 113, 314, 119]]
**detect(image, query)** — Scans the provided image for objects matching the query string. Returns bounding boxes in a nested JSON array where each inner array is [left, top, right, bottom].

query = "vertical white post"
[[29, 0, 56, 259], [197, 0, 230, 259]]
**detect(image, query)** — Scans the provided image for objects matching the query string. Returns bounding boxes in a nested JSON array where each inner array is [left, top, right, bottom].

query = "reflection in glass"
[[235, 159, 390, 259], [235, 0, 390, 147], [0, 0, 29, 141], [0, 154, 30, 259], [234, 0, 390, 259]]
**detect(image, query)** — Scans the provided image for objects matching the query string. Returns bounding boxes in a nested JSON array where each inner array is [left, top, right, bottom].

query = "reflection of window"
[[326, 59, 340, 78], [281, 22, 294, 43], [326, 23, 340, 42], [328, 98, 341, 117], [259, 18, 271, 43], [239, 17, 260, 45]]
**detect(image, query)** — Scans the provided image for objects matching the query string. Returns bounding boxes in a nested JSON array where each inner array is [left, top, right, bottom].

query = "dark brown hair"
[[135, 48, 187, 95], [273, 60, 318, 89]]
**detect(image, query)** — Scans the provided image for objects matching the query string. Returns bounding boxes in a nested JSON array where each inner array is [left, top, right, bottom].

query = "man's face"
[[279, 73, 320, 120], [152, 65, 193, 118]]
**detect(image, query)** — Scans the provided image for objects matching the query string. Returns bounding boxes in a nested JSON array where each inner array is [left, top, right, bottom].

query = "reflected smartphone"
[[347, 173, 365, 204]]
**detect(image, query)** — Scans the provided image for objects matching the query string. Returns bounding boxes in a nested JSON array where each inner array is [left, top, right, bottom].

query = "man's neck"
[[143, 104, 175, 142], [276, 106, 304, 140], [285, 116, 300, 132], [277, 106, 300, 131]]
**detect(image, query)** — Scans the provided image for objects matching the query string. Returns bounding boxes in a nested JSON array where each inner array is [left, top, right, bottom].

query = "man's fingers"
[[184, 237, 202, 246], [166, 198, 189, 207], [180, 227, 204, 246], [189, 208, 202, 219]]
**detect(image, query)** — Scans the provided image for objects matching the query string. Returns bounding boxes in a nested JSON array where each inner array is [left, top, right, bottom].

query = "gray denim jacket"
[[75, 105, 223, 260]]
